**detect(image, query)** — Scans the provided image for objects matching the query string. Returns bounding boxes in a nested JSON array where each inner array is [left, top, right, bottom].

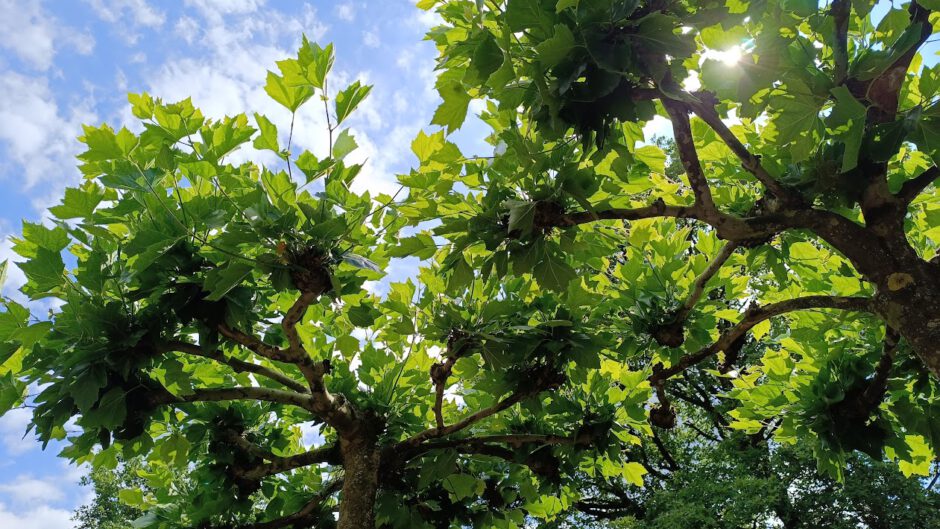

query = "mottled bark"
[[337, 436, 381, 529]]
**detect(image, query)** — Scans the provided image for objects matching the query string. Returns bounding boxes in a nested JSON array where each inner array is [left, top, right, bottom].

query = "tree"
[[0, 0, 939, 528], [73, 459, 147, 529]]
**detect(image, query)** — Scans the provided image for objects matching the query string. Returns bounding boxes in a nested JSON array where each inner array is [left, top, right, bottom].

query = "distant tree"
[[73, 460, 146, 529], [0, 1, 939, 529]]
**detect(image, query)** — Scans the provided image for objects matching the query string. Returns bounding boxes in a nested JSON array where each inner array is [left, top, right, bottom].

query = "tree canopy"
[[1, 1, 939, 528]]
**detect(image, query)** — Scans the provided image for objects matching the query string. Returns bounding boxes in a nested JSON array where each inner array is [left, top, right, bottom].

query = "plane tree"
[[0, 1, 939, 529]]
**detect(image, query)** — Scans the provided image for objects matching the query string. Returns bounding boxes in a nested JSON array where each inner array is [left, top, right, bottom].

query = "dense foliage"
[[1, 0, 939, 528]]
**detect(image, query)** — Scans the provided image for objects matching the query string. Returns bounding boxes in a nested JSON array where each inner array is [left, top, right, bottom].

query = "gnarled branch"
[[160, 341, 307, 393], [651, 295, 876, 383]]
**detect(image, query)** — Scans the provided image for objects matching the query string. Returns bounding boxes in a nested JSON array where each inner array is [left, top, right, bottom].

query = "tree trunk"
[[337, 437, 380, 529], [874, 258, 940, 378]]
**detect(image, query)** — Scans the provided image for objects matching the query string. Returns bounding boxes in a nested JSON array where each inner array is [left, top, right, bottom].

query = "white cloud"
[[363, 29, 380, 48], [174, 15, 200, 44], [0, 476, 65, 504], [0, 72, 96, 198], [335, 2, 355, 21], [0, 0, 95, 70], [0, 408, 35, 456], [0, 503, 72, 529], [85, 0, 166, 27], [184, 0, 265, 16]]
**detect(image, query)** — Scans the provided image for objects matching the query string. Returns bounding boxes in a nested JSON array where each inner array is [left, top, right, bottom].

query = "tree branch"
[[675, 241, 738, 322], [150, 386, 316, 411], [217, 315, 355, 434], [831, 0, 850, 84], [217, 323, 295, 363], [651, 296, 876, 383], [861, 327, 901, 406], [684, 96, 797, 203], [651, 430, 679, 471], [233, 479, 343, 529], [856, 1, 932, 124], [398, 390, 528, 450], [662, 99, 718, 213], [160, 341, 307, 393], [237, 443, 342, 481], [897, 166, 939, 206]]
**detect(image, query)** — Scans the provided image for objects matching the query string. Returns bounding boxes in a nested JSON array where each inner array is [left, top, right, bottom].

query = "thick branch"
[[151, 386, 315, 411], [397, 389, 536, 452], [218, 319, 355, 434], [685, 97, 796, 203], [283, 291, 316, 355], [861, 327, 901, 406], [651, 296, 875, 382], [857, 1, 932, 124], [831, 0, 850, 84], [675, 241, 738, 322], [238, 444, 342, 481], [430, 357, 457, 430], [160, 341, 307, 393], [897, 166, 939, 206], [217, 323, 295, 363], [662, 99, 717, 213]]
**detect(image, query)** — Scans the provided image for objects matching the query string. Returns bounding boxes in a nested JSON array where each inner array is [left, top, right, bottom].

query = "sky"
[[0, 1, 936, 528]]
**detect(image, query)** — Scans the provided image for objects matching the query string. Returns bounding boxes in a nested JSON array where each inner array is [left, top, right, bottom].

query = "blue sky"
[[0, 1, 936, 527], [0, 1, 474, 526]]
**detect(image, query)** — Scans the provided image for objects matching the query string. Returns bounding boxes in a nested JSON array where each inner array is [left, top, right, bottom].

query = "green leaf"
[[827, 86, 867, 172], [781, 0, 816, 16], [19, 247, 64, 296], [0, 373, 24, 415], [534, 252, 576, 291], [505, 200, 536, 236], [22, 222, 70, 253], [622, 461, 648, 487], [85, 388, 127, 430], [348, 303, 381, 327], [634, 145, 667, 173], [252, 113, 281, 155], [636, 14, 694, 59], [203, 262, 254, 301], [443, 473, 483, 500], [505, 0, 550, 32], [333, 129, 358, 160], [264, 70, 313, 112], [535, 24, 575, 69], [447, 254, 474, 294], [470, 31, 504, 83], [389, 234, 438, 259], [555, 0, 579, 12], [49, 184, 106, 220], [432, 80, 472, 133], [335, 81, 372, 125], [297, 38, 334, 89], [118, 488, 145, 508], [295, 151, 330, 183]]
